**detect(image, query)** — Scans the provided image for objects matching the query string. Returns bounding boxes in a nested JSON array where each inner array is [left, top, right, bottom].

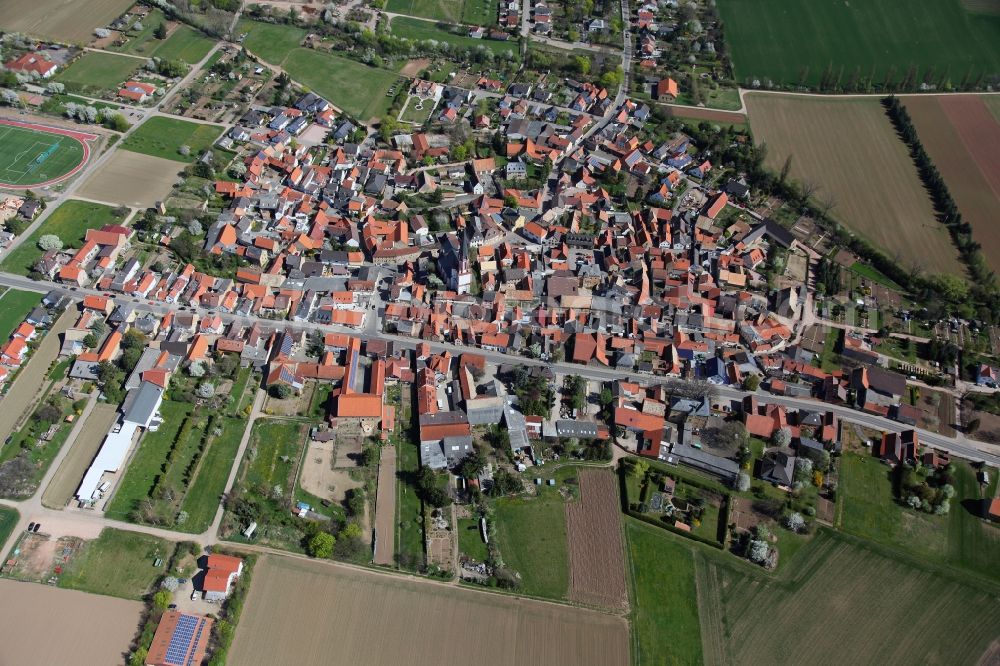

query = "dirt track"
[[0, 578, 141, 664], [42, 402, 119, 509], [0, 308, 73, 444], [566, 469, 628, 611], [230, 555, 629, 666], [373, 445, 396, 565]]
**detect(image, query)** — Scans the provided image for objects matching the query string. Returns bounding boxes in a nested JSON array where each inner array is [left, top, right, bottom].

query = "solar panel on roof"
[[165, 615, 200, 666]]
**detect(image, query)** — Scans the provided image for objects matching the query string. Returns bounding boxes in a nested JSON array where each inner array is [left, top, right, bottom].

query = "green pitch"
[[0, 124, 85, 187]]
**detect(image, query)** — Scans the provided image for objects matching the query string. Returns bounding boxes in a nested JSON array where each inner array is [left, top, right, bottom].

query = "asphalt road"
[[1, 269, 996, 467]]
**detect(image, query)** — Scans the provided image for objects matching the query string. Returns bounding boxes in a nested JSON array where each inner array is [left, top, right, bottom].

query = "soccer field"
[[0, 122, 88, 188]]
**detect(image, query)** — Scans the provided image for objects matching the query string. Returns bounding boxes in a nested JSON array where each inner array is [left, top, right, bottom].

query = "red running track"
[[0, 117, 98, 189]]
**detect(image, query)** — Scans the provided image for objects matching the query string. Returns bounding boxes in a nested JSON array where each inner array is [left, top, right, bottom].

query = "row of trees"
[[884, 95, 999, 319]]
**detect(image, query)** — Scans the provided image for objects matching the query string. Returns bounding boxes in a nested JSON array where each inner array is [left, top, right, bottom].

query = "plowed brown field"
[[745, 94, 963, 276], [566, 469, 628, 611], [903, 95, 1000, 271], [230, 555, 629, 666]]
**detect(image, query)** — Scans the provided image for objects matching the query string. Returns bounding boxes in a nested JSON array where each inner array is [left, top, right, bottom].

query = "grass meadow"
[[0, 506, 19, 549], [0, 200, 127, 276], [0, 290, 42, 340], [838, 453, 1000, 584], [387, 0, 496, 25], [55, 51, 143, 96], [281, 49, 401, 120], [58, 528, 171, 600], [121, 116, 224, 163], [493, 491, 569, 599], [718, 0, 1000, 88], [391, 16, 518, 56]]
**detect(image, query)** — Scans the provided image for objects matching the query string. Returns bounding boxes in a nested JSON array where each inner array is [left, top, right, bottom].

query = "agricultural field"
[[0, 122, 88, 188], [902, 94, 1000, 271], [176, 415, 247, 533], [0, 290, 42, 341], [626, 520, 704, 666], [717, 0, 1000, 89], [696, 529, 1000, 665], [282, 49, 401, 121], [54, 51, 144, 96], [838, 453, 1000, 584], [0, 199, 127, 276], [565, 469, 627, 610], [493, 486, 570, 599], [229, 555, 630, 666], [58, 528, 172, 600], [0, 579, 142, 665], [391, 17, 518, 57], [745, 94, 963, 276], [387, 0, 496, 25], [77, 150, 183, 208], [0, 0, 134, 43], [121, 116, 224, 163]]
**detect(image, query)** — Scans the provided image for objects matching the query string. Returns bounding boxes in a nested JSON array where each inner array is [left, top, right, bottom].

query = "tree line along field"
[[0, 200, 128, 276], [900, 94, 1000, 272], [717, 0, 1000, 89], [54, 51, 144, 96], [744, 93, 965, 277], [229, 554, 630, 666]]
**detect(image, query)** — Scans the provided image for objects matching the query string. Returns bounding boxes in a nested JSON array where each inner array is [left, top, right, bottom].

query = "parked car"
[[31, 523, 41, 533], [191, 590, 199, 601], [26, 522, 35, 532]]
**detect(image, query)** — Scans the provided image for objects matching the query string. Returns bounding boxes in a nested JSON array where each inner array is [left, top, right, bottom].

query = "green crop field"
[[718, 0, 1000, 88], [695, 529, 1000, 664], [626, 520, 704, 666], [0, 200, 126, 276], [493, 492, 569, 599], [0, 290, 42, 340], [387, 0, 495, 25], [282, 49, 401, 120], [121, 116, 224, 163], [58, 528, 172, 600], [839, 453, 1000, 583], [0, 124, 85, 187], [391, 16, 517, 57], [55, 51, 143, 95]]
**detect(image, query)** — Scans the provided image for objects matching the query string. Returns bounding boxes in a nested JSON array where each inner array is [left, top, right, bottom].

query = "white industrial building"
[[75, 379, 165, 504]]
